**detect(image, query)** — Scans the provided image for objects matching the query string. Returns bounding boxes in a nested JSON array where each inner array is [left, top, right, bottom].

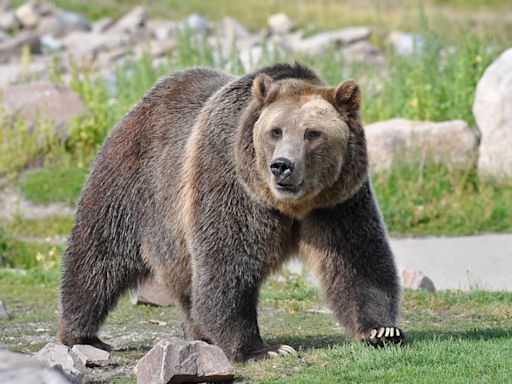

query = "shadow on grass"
[[270, 327, 512, 352]]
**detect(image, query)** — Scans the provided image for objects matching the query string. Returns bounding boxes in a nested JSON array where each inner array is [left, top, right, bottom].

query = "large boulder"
[[365, 119, 478, 173], [135, 338, 234, 384], [473, 48, 512, 180], [1, 81, 86, 135]]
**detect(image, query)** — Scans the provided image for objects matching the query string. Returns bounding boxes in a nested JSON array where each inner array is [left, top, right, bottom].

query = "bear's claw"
[[250, 344, 297, 360], [364, 326, 405, 347]]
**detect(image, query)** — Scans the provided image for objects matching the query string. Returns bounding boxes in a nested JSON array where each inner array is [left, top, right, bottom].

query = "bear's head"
[[236, 73, 368, 219]]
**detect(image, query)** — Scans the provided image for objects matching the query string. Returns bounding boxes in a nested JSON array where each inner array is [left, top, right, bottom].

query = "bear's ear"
[[252, 74, 273, 102], [333, 79, 361, 113]]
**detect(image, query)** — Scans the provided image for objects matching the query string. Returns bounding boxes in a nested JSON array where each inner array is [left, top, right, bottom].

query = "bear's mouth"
[[275, 182, 303, 194]]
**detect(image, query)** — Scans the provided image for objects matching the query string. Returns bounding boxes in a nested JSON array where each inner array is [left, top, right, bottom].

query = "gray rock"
[[0, 300, 8, 319], [217, 16, 249, 41], [112, 6, 148, 33], [2, 81, 86, 137], [135, 338, 234, 384], [130, 278, 175, 307], [40, 34, 64, 53], [0, 349, 75, 384], [0, 60, 47, 88], [71, 345, 110, 367], [178, 13, 208, 33], [267, 13, 294, 35], [92, 17, 114, 33], [0, 0, 12, 12], [0, 31, 41, 63], [56, 11, 90, 32], [34, 342, 85, 381], [388, 31, 424, 56], [365, 119, 478, 173], [474, 48, 512, 180], [15, 2, 40, 29], [61, 30, 130, 61], [0, 30, 9, 42], [291, 27, 371, 56], [0, 11, 18, 32], [148, 19, 176, 41], [400, 269, 436, 292], [343, 40, 385, 66]]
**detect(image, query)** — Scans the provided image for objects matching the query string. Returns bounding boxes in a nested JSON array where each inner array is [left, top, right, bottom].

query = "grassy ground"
[[1, 270, 511, 383]]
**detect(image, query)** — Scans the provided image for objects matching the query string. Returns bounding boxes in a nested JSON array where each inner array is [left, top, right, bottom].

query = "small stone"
[[40, 34, 64, 53], [72, 344, 110, 367], [56, 10, 90, 32], [34, 342, 85, 381], [15, 2, 40, 29], [0, 300, 8, 319], [291, 27, 371, 56], [61, 30, 130, 61], [267, 13, 294, 35], [0, 349, 75, 384], [178, 13, 208, 33], [112, 6, 148, 33], [0, 11, 18, 32], [388, 31, 424, 56], [0, 31, 41, 63], [343, 40, 385, 66], [400, 269, 435, 292], [135, 338, 234, 384], [216, 16, 249, 41], [130, 278, 174, 307], [147, 19, 176, 41], [92, 17, 114, 33]]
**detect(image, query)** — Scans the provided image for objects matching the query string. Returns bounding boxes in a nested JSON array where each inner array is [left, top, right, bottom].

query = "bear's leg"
[[190, 261, 296, 362], [177, 294, 211, 342], [300, 180, 405, 347], [59, 230, 149, 351]]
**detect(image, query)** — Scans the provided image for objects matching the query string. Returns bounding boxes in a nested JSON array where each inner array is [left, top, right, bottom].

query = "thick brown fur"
[[59, 63, 403, 363]]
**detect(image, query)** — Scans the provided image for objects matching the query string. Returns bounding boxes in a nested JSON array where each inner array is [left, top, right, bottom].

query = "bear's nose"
[[270, 157, 294, 178]]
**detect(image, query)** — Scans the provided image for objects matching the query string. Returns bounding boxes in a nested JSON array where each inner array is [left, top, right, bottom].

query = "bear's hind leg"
[[59, 233, 149, 351]]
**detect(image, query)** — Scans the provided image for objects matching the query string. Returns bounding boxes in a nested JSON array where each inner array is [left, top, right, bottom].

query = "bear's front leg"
[[300, 180, 405, 346], [190, 258, 296, 362]]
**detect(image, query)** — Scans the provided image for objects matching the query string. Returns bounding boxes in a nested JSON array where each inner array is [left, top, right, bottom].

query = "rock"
[[92, 17, 114, 33], [267, 13, 294, 35], [15, 2, 40, 29], [148, 19, 176, 41], [71, 345, 110, 367], [217, 16, 249, 41], [61, 30, 130, 61], [239, 45, 263, 72], [38, 10, 90, 35], [0, 0, 12, 12], [0, 31, 41, 63], [40, 34, 64, 53], [130, 278, 174, 307], [112, 6, 148, 33], [0, 11, 18, 32], [135, 338, 234, 384], [388, 31, 424, 56], [290, 27, 371, 56], [34, 343, 85, 381], [2, 81, 86, 136], [0, 349, 76, 384], [178, 13, 208, 33], [0, 60, 46, 88], [0, 300, 8, 319], [365, 119, 478, 173], [400, 269, 435, 292], [474, 48, 512, 180], [0, 30, 8, 42], [343, 40, 385, 66]]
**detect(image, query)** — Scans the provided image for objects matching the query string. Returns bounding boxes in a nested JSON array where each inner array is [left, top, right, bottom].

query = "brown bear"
[[59, 63, 404, 363]]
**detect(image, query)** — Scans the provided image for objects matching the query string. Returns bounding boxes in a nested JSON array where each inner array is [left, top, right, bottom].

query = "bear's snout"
[[270, 157, 294, 179]]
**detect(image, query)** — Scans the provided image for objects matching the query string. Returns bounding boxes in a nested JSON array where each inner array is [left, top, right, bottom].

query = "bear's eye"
[[305, 130, 321, 141], [270, 127, 282, 139]]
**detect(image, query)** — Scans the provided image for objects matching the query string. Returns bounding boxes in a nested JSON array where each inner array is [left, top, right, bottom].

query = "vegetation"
[[1, 271, 511, 383]]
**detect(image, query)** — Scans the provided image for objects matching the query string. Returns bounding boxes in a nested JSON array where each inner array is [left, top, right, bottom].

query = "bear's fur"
[[59, 63, 403, 362]]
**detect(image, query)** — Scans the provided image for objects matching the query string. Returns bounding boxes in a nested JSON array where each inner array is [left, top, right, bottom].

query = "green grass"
[[1, 271, 511, 383], [18, 167, 88, 205]]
